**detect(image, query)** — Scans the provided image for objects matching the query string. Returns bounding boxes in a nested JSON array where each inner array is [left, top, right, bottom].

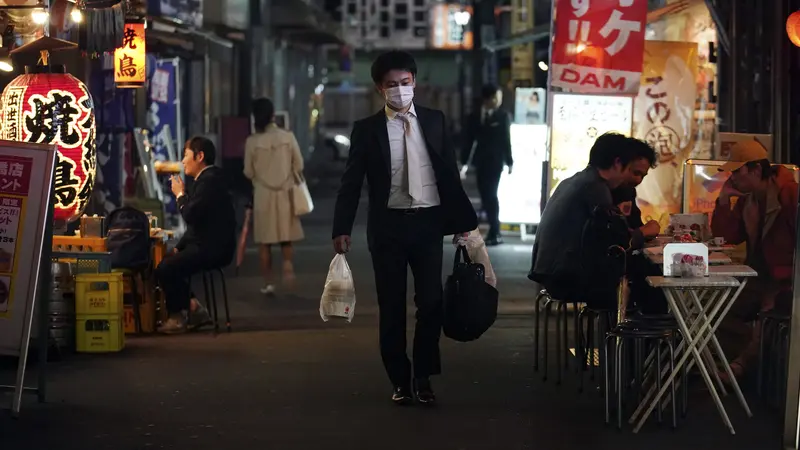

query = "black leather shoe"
[[414, 378, 436, 406], [391, 386, 413, 405]]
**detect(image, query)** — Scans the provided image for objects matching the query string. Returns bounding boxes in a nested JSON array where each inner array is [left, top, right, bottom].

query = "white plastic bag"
[[454, 229, 497, 287], [320, 254, 356, 322]]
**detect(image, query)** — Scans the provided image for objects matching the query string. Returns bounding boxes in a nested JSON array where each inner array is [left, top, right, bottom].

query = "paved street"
[[0, 157, 784, 449]]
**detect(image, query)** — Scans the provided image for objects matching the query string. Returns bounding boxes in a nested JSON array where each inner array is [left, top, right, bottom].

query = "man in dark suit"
[[462, 84, 513, 245], [157, 136, 237, 334], [332, 51, 478, 406]]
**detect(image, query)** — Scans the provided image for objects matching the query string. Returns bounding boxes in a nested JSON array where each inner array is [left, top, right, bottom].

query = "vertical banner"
[[147, 58, 180, 216], [511, 0, 535, 87], [114, 23, 146, 88], [633, 41, 698, 226], [548, 93, 633, 195], [148, 58, 179, 161], [551, 0, 648, 94]]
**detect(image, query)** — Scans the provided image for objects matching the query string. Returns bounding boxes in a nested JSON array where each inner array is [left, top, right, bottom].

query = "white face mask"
[[384, 85, 414, 109]]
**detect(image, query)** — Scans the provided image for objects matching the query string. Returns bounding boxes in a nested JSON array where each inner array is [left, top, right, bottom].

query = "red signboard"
[[0, 156, 32, 196], [551, 0, 648, 94]]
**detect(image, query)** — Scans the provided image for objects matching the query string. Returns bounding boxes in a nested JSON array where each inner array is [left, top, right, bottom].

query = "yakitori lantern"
[[0, 65, 96, 223], [787, 11, 800, 47], [114, 22, 146, 88]]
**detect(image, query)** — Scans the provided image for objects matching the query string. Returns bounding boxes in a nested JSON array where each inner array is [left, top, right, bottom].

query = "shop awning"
[[148, 17, 235, 62], [272, 0, 345, 45]]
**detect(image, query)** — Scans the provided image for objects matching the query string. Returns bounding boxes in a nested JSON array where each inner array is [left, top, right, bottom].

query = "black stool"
[[758, 310, 791, 408], [534, 290, 580, 384], [578, 306, 617, 393], [199, 268, 232, 333], [604, 315, 681, 430]]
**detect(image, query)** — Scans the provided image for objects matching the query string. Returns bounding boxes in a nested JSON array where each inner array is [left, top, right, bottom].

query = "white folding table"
[[629, 273, 756, 434]]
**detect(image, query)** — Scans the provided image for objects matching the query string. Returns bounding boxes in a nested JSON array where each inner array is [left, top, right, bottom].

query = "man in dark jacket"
[[332, 51, 477, 406], [529, 133, 659, 309], [461, 84, 513, 245], [156, 136, 237, 334]]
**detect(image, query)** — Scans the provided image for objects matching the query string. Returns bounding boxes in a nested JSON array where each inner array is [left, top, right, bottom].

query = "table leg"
[[688, 283, 753, 417], [633, 287, 736, 434]]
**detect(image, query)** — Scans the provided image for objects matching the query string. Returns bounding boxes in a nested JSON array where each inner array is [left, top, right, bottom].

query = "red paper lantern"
[[787, 11, 800, 47], [0, 65, 96, 223]]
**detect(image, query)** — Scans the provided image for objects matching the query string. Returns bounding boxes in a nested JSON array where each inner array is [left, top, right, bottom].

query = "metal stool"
[[578, 306, 617, 393], [534, 290, 579, 384], [758, 310, 791, 408], [199, 268, 232, 333], [604, 315, 681, 430]]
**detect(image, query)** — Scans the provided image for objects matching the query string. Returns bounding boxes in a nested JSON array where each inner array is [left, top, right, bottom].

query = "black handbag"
[[443, 246, 499, 342]]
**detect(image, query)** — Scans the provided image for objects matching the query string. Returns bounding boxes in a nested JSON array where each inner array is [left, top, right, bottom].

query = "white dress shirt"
[[385, 104, 440, 209]]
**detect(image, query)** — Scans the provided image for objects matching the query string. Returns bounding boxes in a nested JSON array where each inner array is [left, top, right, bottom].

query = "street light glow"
[[538, 61, 549, 71], [31, 9, 49, 25], [454, 10, 471, 26], [0, 60, 12, 72]]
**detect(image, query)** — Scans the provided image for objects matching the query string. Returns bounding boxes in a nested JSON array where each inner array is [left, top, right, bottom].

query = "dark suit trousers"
[[370, 207, 445, 387], [476, 168, 502, 238], [156, 244, 222, 314]]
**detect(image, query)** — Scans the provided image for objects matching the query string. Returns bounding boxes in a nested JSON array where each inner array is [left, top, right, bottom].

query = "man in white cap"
[[711, 139, 797, 383]]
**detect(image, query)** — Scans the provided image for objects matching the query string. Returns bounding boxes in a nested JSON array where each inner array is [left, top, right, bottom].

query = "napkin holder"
[[663, 243, 709, 277]]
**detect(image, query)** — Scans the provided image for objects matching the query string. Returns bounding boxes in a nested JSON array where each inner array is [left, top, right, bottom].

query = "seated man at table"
[[529, 133, 659, 309], [711, 140, 797, 381], [156, 136, 237, 334]]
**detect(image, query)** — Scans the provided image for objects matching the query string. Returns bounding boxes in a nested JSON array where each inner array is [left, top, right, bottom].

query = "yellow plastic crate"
[[76, 314, 125, 353], [53, 236, 107, 253], [75, 272, 124, 316]]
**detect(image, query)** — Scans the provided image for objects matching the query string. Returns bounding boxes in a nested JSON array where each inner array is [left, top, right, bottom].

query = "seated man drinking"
[[156, 137, 237, 334], [529, 133, 659, 309], [711, 140, 797, 381]]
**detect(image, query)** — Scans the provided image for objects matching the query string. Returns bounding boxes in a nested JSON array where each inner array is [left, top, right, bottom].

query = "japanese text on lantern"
[[115, 23, 146, 87], [551, 0, 647, 94]]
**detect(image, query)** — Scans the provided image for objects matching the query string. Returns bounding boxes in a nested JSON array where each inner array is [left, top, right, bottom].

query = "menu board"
[[548, 93, 634, 196], [0, 141, 55, 356]]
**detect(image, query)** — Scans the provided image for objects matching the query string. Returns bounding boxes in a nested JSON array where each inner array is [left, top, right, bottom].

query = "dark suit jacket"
[[177, 166, 237, 265], [461, 109, 513, 174], [332, 105, 478, 245]]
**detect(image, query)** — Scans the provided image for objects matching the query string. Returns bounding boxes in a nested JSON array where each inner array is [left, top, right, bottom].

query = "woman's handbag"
[[292, 172, 314, 216]]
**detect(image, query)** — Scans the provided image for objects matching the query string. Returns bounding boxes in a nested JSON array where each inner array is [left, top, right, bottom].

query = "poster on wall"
[[633, 41, 698, 227], [498, 124, 547, 225], [514, 88, 546, 125], [548, 93, 633, 196], [550, 0, 648, 94]]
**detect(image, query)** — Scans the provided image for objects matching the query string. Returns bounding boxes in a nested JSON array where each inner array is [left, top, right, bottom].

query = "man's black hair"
[[588, 133, 657, 170], [252, 98, 275, 131], [185, 136, 216, 166], [371, 50, 417, 84], [481, 83, 500, 101]]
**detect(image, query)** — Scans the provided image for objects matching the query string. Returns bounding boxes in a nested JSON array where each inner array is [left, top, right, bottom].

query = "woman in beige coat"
[[244, 98, 305, 294]]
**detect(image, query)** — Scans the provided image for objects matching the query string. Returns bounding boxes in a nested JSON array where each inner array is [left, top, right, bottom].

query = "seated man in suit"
[[156, 136, 237, 334], [529, 133, 659, 310]]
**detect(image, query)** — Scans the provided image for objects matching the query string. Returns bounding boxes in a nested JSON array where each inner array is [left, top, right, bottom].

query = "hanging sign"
[[551, 0, 648, 94], [633, 41, 698, 226], [0, 66, 97, 224], [115, 23, 146, 88]]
